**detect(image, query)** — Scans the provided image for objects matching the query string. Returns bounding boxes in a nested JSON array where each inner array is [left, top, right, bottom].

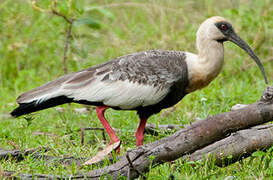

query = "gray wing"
[[17, 50, 188, 109], [105, 50, 187, 89]]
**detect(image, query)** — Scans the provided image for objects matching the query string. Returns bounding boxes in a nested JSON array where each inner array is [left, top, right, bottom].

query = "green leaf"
[[231, 8, 239, 15], [227, 154, 233, 159], [71, 1, 84, 14], [269, 160, 273, 169], [74, 18, 101, 29], [85, 6, 115, 19], [57, 1, 69, 15], [252, 151, 266, 157], [186, 161, 197, 165]]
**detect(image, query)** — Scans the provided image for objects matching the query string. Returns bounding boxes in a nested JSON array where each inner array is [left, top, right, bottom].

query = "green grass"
[[1, 0, 273, 179]]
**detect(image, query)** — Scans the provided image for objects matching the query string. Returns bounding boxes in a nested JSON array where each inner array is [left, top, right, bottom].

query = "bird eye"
[[221, 24, 228, 31]]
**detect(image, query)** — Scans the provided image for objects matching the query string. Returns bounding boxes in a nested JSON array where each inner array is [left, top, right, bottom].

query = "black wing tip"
[[10, 112, 17, 117], [10, 109, 19, 117], [10, 102, 36, 118], [10, 96, 73, 118]]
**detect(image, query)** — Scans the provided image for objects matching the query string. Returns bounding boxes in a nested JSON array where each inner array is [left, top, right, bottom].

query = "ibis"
[[11, 16, 268, 150]]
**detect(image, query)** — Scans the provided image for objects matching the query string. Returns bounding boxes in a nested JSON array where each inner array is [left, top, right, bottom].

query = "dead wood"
[[82, 86, 273, 179], [3, 124, 273, 179], [3, 86, 273, 179], [2, 170, 77, 180], [183, 124, 273, 166], [0, 147, 49, 161]]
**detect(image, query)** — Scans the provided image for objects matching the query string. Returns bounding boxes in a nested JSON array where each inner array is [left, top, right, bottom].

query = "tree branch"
[[83, 86, 273, 179], [31, 0, 75, 74], [183, 124, 273, 166], [51, 8, 74, 74], [3, 86, 273, 179]]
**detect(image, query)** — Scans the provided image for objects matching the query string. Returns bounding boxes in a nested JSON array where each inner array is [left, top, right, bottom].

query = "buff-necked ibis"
[[11, 16, 268, 151]]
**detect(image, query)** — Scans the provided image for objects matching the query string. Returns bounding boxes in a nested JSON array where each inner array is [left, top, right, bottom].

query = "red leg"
[[96, 106, 119, 144], [135, 118, 148, 146]]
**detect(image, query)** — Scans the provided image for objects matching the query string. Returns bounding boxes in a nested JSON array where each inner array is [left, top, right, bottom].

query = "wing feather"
[[62, 50, 187, 109], [16, 50, 187, 110]]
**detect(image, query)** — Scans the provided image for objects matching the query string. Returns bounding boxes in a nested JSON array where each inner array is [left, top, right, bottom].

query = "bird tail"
[[10, 74, 74, 117], [10, 95, 73, 117]]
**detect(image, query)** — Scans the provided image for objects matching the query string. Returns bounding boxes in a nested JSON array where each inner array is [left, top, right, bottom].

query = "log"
[[83, 86, 273, 179], [183, 124, 273, 166], [3, 86, 273, 179], [4, 124, 273, 179]]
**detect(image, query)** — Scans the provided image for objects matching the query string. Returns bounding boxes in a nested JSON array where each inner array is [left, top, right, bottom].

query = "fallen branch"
[[3, 86, 273, 179], [83, 86, 273, 179], [0, 147, 49, 161], [183, 124, 273, 166], [2, 170, 75, 180], [80, 127, 106, 145], [3, 124, 273, 179]]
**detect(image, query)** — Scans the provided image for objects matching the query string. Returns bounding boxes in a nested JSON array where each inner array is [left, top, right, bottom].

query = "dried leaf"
[[84, 141, 120, 165]]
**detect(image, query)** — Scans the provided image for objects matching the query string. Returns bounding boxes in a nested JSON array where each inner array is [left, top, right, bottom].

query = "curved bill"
[[228, 32, 268, 84]]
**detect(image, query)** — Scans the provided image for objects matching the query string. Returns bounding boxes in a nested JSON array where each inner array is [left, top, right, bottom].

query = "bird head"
[[197, 16, 268, 84]]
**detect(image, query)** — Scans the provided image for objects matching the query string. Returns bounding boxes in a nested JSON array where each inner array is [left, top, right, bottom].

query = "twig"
[[81, 127, 85, 146], [80, 127, 106, 145], [51, 2, 75, 74], [51, 9, 74, 24], [62, 21, 73, 74], [32, 131, 57, 137], [0, 147, 50, 161], [7, 141, 20, 150], [31, 0, 50, 13], [31, 0, 75, 74]]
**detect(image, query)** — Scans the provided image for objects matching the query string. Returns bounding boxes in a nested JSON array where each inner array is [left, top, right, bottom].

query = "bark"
[[3, 86, 273, 179], [0, 147, 49, 161], [183, 124, 273, 166]]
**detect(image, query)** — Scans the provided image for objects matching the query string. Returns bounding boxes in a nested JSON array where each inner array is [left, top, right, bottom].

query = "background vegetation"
[[0, 0, 273, 179]]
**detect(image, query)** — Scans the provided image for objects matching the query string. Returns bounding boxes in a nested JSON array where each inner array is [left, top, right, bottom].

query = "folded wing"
[[11, 50, 187, 117]]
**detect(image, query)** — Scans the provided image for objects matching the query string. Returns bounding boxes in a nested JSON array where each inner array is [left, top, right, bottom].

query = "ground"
[[0, 0, 273, 179]]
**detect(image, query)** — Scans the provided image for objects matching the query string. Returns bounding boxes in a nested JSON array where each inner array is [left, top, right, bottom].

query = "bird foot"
[[83, 140, 121, 165]]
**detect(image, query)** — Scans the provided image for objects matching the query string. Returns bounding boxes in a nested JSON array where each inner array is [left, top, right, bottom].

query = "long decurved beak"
[[228, 32, 268, 84]]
